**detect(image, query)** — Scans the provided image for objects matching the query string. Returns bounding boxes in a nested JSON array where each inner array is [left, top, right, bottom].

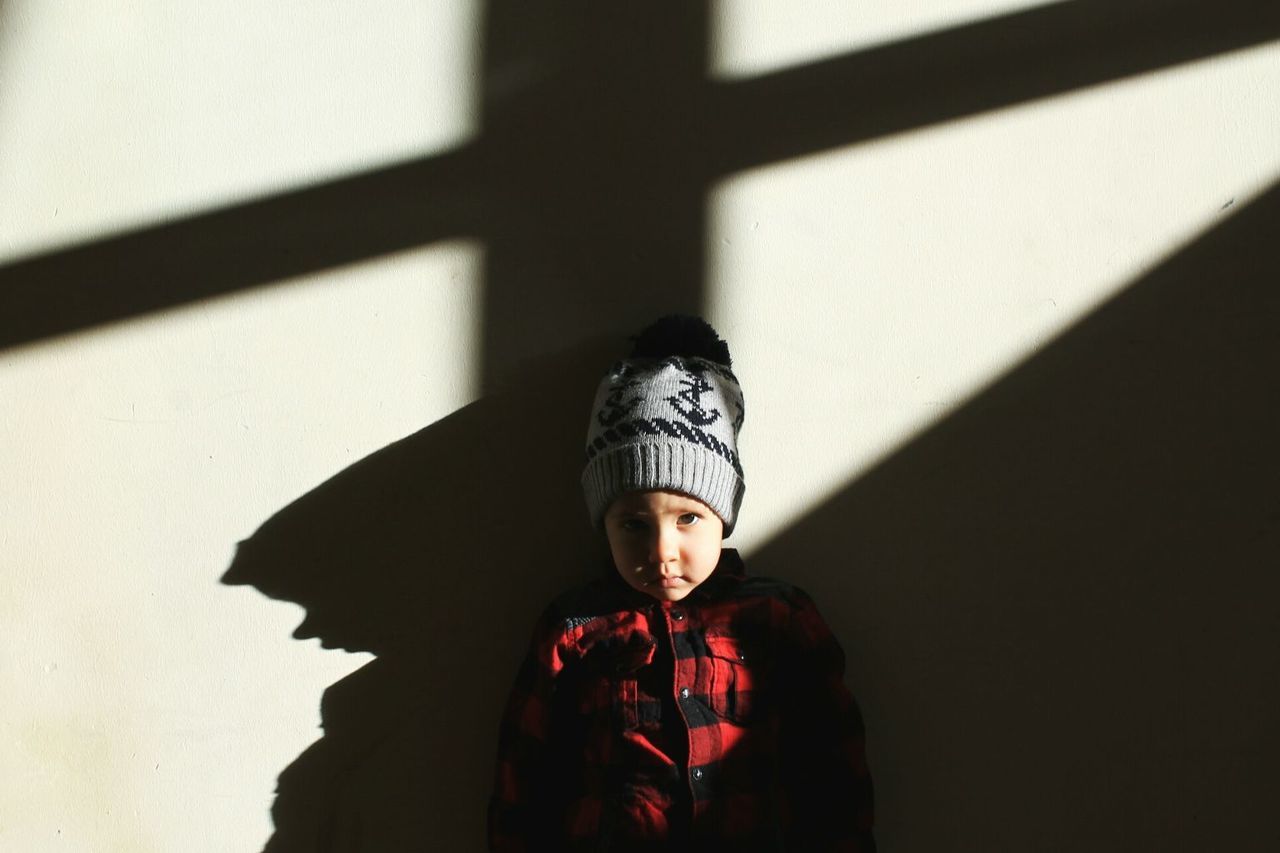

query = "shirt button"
[[671, 610, 685, 621], [679, 687, 690, 699], [692, 768, 704, 780]]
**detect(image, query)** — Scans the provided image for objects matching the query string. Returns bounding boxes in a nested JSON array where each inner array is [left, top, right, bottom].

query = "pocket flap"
[[704, 632, 749, 664], [578, 630, 657, 674]]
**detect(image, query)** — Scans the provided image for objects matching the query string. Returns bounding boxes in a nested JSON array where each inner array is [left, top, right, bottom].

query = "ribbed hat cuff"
[[582, 442, 745, 536]]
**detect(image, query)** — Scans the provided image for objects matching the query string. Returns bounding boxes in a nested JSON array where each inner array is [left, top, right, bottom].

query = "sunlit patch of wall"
[[0, 0, 481, 262], [707, 43, 1280, 554], [711, 0, 1058, 80], [0, 239, 483, 851]]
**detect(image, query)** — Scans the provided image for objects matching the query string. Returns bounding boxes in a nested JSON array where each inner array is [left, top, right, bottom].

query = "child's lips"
[[644, 577, 685, 588]]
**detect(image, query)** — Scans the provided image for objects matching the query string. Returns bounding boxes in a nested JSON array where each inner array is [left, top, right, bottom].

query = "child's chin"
[[642, 586, 692, 602]]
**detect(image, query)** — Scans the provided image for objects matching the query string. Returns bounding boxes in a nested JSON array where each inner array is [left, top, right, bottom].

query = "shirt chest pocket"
[[574, 631, 656, 731], [704, 630, 771, 724]]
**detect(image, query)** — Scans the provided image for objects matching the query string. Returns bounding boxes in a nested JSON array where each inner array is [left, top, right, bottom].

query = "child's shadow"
[[222, 342, 614, 852]]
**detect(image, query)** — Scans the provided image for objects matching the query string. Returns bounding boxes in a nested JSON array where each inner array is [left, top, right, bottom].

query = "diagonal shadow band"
[[0, 148, 482, 351], [750, 182, 1280, 849], [709, 0, 1280, 174], [4, 0, 1277, 355]]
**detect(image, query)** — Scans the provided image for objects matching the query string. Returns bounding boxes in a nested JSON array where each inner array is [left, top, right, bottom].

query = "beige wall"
[[3, 2, 1278, 851]]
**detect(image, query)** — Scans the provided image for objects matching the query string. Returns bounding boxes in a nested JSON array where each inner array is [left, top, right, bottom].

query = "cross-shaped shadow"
[[4, 0, 1278, 371], [5, 0, 1278, 849]]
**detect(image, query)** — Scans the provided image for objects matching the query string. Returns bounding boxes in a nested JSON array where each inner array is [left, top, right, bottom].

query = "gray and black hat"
[[582, 316, 746, 535]]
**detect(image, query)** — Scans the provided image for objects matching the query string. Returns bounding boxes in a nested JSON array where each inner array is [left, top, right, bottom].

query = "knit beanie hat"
[[582, 316, 746, 535]]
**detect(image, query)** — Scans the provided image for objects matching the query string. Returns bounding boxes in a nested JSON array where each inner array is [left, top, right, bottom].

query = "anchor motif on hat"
[[667, 369, 721, 427], [597, 379, 642, 428]]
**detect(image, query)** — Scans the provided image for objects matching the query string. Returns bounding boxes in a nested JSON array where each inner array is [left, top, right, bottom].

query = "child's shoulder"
[[721, 572, 813, 604], [707, 549, 821, 612], [537, 574, 635, 631]]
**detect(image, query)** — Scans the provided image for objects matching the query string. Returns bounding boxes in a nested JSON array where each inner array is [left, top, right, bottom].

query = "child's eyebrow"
[[609, 505, 649, 516]]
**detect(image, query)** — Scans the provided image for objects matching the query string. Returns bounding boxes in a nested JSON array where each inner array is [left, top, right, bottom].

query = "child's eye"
[[677, 513, 699, 525], [621, 519, 648, 532]]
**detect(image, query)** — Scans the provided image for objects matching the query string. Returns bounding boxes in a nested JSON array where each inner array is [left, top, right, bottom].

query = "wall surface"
[[3, 2, 1278, 851]]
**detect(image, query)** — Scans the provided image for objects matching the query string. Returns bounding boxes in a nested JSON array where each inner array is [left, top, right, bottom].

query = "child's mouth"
[[643, 576, 683, 586]]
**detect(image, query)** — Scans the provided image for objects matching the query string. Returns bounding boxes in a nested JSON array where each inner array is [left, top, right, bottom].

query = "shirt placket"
[[661, 602, 703, 812]]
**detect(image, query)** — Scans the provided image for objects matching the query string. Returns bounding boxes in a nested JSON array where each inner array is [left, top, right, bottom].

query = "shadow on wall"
[[2, 0, 1277, 849], [221, 184, 1280, 853], [223, 342, 618, 851], [4, 1, 1278, 357], [753, 182, 1280, 851]]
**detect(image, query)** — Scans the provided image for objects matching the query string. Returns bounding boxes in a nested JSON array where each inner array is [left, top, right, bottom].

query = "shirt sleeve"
[[487, 607, 566, 853], [777, 589, 876, 852]]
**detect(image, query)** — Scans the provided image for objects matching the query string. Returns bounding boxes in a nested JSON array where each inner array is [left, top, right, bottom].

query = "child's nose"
[[648, 525, 679, 566]]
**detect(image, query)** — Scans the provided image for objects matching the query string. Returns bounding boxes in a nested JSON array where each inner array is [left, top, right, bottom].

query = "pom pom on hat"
[[629, 315, 732, 367]]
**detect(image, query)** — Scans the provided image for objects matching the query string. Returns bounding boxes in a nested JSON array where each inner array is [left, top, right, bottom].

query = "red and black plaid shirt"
[[488, 549, 875, 852]]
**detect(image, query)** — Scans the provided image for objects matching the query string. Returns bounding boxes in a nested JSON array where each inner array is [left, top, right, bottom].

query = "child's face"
[[603, 490, 725, 602]]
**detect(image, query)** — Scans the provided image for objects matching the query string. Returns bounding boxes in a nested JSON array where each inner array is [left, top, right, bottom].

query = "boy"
[[488, 316, 875, 852]]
